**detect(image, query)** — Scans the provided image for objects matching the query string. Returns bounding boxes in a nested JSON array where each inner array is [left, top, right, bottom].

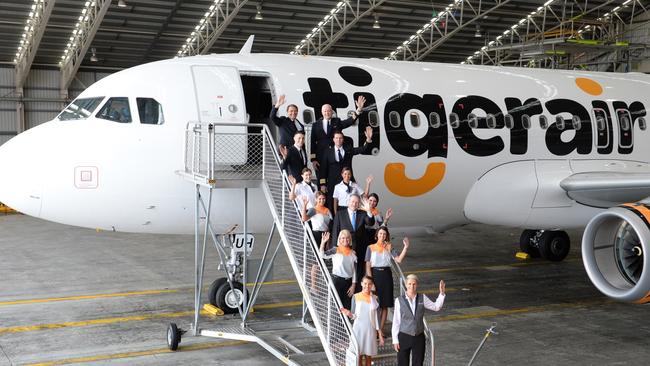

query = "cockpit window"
[[96, 97, 132, 123], [137, 98, 164, 125], [58, 97, 104, 121]]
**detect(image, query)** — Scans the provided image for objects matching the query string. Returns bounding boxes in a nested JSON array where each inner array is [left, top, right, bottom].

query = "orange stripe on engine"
[[621, 203, 650, 223], [634, 291, 650, 304]]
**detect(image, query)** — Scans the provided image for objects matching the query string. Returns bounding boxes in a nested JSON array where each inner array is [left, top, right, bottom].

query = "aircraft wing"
[[463, 160, 650, 229], [559, 172, 650, 208]]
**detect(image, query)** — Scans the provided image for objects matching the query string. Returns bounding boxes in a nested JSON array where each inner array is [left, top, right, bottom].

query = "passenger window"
[[96, 97, 132, 123], [429, 112, 441, 128], [572, 115, 581, 130], [137, 98, 164, 125], [449, 113, 459, 129], [639, 117, 647, 131], [368, 111, 379, 127], [539, 115, 548, 129], [409, 112, 421, 127], [389, 111, 401, 128], [522, 114, 531, 129], [58, 96, 105, 121], [303, 109, 315, 124], [555, 115, 565, 130], [504, 114, 514, 129], [596, 116, 606, 131], [468, 113, 478, 129], [486, 114, 496, 129], [617, 110, 631, 131]]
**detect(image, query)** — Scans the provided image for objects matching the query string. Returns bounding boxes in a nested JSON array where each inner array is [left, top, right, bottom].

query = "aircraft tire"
[[207, 277, 228, 307], [167, 323, 180, 351], [539, 231, 570, 262], [519, 230, 540, 258], [216, 281, 248, 314]]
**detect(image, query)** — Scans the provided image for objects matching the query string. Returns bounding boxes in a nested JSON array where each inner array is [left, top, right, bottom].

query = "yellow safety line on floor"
[[0, 257, 578, 308], [23, 340, 249, 366], [430, 298, 610, 323], [410, 257, 580, 275], [0, 280, 297, 308], [0, 289, 180, 307], [0, 299, 306, 335], [20, 297, 612, 366]]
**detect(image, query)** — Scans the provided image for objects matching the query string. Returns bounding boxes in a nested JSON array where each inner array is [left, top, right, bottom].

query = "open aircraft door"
[[191, 65, 247, 165]]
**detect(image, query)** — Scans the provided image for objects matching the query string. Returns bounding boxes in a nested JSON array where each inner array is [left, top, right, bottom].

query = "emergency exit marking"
[[75, 166, 98, 189]]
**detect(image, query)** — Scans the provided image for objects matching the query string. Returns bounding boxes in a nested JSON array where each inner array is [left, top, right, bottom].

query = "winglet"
[[239, 35, 254, 55]]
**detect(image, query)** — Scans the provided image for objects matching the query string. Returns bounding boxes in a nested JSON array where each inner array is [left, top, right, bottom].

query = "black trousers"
[[332, 275, 352, 310], [397, 332, 426, 366]]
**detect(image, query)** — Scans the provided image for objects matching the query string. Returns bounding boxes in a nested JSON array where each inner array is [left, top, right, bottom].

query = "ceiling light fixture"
[[118, 0, 127, 8], [373, 14, 380, 29], [255, 5, 263, 20], [90, 47, 98, 62], [474, 25, 482, 38]]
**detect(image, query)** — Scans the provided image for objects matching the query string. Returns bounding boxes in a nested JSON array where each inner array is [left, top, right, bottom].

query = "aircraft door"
[[191, 65, 247, 164]]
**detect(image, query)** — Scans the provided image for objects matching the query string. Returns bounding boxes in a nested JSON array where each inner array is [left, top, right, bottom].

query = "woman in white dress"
[[341, 276, 384, 366]]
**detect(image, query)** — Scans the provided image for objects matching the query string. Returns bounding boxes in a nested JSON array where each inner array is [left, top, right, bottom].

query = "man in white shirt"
[[392, 274, 446, 366]]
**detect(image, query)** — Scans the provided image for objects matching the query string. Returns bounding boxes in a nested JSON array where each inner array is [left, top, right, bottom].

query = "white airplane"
[[0, 41, 649, 305]]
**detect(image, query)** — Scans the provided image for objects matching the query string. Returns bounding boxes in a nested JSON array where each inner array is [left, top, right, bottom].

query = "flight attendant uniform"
[[321, 245, 357, 309], [365, 242, 397, 308], [349, 292, 380, 357]]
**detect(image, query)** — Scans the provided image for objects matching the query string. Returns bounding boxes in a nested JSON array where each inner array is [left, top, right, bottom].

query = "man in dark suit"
[[280, 131, 308, 182], [331, 194, 374, 290], [319, 127, 373, 198], [310, 96, 367, 179], [270, 94, 304, 148]]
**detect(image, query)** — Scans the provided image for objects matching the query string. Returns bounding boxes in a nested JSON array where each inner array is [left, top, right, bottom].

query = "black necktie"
[[300, 149, 306, 165], [337, 148, 343, 162]]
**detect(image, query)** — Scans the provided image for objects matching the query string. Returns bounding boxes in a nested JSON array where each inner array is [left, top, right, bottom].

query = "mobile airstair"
[[171, 122, 435, 366]]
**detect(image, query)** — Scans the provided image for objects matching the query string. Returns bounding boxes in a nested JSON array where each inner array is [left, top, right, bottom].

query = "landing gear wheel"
[[216, 281, 248, 314], [207, 277, 229, 307], [167, 323, 180, 351], [519, 229, 540, 258], [538, 231, 570, 262]]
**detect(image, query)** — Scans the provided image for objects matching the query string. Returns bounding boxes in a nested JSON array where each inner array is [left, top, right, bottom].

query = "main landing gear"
[[519, 229, 570, 262]]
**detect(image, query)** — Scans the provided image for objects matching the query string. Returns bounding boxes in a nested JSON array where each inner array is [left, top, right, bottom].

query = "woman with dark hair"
[[332, 167, 367, 213], [363, 176, 393, 242], [365, 226, 409, 333]]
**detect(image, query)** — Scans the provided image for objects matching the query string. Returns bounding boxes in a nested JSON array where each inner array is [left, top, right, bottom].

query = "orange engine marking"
[[384, 162, 446, 197], [622, 203, 650, 224], [575, 77, 603, 96]]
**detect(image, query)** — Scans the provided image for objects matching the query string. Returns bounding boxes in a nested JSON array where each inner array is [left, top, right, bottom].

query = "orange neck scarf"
[[337, 246, 352, 256]]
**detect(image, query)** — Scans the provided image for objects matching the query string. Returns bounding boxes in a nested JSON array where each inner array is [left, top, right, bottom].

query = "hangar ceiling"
[[0, 0, 646, 73]]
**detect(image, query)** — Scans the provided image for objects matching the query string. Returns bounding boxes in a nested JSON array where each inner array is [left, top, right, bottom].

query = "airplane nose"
[[0, 125, 46, 217]]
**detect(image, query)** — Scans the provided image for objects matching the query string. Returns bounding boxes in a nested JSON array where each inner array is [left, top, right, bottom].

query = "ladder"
[[176, 122, 436, 366], [178, 122, 358, 365]]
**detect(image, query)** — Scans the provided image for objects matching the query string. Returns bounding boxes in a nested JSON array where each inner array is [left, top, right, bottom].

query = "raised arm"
[[300, 196, 310, 222], [364, 175, 373, 198], [270, 94, 286, 126], [394, 237, 410, 264]]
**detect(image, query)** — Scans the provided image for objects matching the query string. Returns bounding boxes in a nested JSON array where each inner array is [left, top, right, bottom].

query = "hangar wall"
[[0, 68, 111, 146]]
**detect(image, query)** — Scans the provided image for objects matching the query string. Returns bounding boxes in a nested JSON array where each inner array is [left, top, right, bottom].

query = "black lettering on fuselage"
[[544, 99, 592, 156], [504, 98, 543, 155], [383, 93, 448, 158], [592, 100, 614, 154], [451, 95, 504, 156]]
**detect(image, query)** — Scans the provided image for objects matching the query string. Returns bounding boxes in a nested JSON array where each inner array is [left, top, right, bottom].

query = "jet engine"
[[582, 203, 650, 303]]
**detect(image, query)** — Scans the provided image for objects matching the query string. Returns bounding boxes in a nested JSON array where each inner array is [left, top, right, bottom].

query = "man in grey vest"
[[391, 274, 446, 366]]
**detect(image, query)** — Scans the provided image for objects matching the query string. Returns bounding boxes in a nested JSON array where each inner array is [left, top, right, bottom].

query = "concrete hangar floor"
[[1, 213, 649, 366]]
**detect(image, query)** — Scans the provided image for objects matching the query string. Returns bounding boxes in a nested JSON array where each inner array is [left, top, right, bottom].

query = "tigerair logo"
[[302, 68, 646, 198]]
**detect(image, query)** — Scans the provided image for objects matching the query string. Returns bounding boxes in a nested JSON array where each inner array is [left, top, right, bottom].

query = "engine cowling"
[[582, 203, 650, 303]]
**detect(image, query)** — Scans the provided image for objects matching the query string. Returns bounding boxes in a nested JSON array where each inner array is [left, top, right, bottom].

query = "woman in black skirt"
[[364, 226, 409, 333]]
